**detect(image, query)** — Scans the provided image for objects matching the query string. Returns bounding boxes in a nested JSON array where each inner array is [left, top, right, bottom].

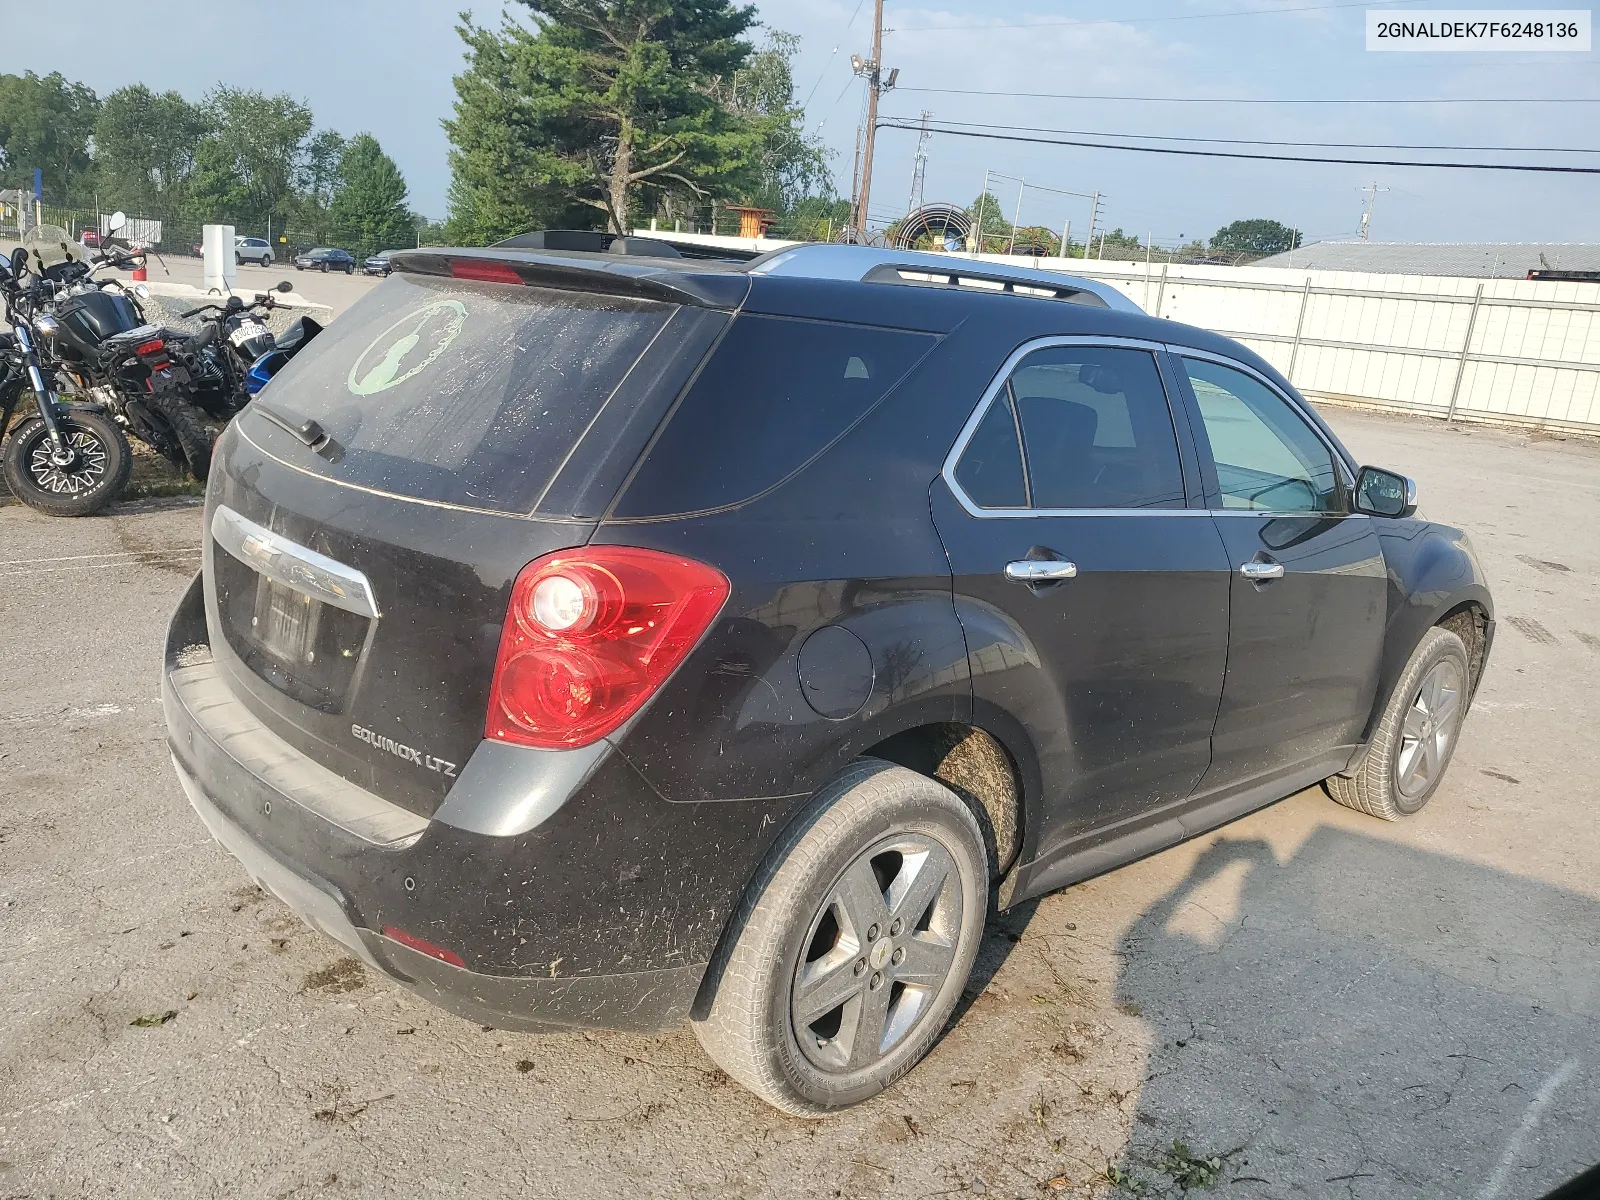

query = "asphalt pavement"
[[1, 408, 1596, 1199]]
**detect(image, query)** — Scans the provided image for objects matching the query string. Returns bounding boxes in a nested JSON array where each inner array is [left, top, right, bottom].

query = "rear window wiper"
[[252, 401, 344, 462]]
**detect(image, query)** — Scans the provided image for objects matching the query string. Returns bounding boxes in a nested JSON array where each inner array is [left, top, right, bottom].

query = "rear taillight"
[[486, 547, 730, 749], [134, 338, 165, 357], [452, 258, 523, 285]]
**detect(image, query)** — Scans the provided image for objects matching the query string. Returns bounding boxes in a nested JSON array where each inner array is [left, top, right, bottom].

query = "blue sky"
[[5, 0, 1595, 245]]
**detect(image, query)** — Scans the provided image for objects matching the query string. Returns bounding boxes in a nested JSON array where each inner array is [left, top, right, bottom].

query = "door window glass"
[[1181, 358, 1339, 512], [1006, 346, 1186, 510], [953, 391, 1027, 508]]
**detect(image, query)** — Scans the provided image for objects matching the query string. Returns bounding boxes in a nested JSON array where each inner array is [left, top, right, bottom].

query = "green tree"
[[185, 87, 313, 233], [707, 31, 830, 217], [0, 71, 99, 198], [93, 85, 210, 209], [1211, 218, 1301, 256], [328, 134, 413, 258], [965, 191, 1010, 252], [445, 0, 765, 241]]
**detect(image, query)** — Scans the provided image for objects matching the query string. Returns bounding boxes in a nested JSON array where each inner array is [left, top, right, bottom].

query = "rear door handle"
[[1005, 560, 1078, 583], [1239, 560, 1285, 582]]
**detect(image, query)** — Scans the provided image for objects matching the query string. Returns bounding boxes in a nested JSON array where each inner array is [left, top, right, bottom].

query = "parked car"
[[361, 249, 398, 276], [235, 236, 274, 266], [164, 240, 1494, 1117], [79, 229, 101, 248], [293, 247, 355, 274]]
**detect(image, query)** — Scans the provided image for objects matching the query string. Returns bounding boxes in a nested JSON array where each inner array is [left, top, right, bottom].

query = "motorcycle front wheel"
[[3, 411, 132, 517]]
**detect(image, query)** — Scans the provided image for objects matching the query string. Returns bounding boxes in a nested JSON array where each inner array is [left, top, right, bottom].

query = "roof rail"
[[747, 244, 1142, 313]]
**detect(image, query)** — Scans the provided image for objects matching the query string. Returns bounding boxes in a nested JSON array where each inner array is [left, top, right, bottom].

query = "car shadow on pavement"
[[1106, 829, 1599, 1199]]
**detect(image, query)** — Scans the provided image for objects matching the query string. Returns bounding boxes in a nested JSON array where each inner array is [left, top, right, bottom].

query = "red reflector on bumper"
[[381, 925, 465, 968]]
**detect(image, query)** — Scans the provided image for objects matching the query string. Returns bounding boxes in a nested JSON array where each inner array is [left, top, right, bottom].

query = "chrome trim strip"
[[211, 504, 380, 620], [941, 335, 1203, 520]]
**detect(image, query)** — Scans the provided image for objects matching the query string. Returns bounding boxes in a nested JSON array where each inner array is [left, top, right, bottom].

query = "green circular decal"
[[347, 299, 468, 396]]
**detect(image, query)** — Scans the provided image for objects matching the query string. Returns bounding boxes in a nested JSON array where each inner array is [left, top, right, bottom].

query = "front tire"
[[1327, 626, 1471, 820], [693, 760, 988, 1116], [3, 411, 131, 516]]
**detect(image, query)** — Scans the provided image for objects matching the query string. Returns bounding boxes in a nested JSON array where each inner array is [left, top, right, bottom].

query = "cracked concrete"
[[1, 409, 1597, 1198]]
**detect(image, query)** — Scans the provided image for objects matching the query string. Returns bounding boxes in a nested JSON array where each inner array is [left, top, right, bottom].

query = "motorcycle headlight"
[[32, 313, 60, 340]]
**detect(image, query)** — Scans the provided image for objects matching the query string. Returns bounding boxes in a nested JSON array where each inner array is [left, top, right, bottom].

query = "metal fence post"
[[1154, 261, 1170, 318], [1446, 282, 1486, 423], [1286, 276, 1313, 384]]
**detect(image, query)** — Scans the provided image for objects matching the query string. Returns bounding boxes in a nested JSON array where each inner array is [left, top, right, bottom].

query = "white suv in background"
[[235, 236, 274, 266]]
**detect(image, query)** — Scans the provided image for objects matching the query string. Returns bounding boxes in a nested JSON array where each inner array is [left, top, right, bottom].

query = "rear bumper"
[[162, 571, 712, 1032], [170, 757, 702, 1031]]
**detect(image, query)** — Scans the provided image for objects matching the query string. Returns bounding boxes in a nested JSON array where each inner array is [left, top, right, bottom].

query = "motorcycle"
[[22, 224, 215, 479], [0, 247, 132, 516], [171, 281, 307, 418]]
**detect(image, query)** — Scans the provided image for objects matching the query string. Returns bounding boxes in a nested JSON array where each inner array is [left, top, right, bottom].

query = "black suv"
[[163, 239, 1493, 1115]]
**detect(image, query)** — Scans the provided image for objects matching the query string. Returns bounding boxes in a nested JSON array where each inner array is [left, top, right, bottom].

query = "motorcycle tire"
[[3, 410, 132, 517], [143, 391, 215, 480]]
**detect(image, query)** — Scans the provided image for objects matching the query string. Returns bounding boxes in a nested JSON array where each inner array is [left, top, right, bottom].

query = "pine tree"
[[328, 134, 413, 258], [444, 0, 765, 241]]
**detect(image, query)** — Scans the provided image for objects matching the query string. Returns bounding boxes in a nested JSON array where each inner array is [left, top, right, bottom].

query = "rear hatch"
[[203, 261, 732, 816]]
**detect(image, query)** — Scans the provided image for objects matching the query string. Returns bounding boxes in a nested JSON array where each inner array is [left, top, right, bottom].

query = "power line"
[[873, 121, 1600, 174], [893, 87, 1600, 105], [886, 116, 1600, 156], [801, 0, 868, 110], [888, 0, 1405, 33]]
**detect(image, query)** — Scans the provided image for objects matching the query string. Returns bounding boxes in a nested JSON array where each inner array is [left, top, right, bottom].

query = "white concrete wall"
[[644, 230, 1600, 434]]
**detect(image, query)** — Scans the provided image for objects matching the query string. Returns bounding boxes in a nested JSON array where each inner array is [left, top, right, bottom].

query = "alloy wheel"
[[790, 833, 964, 1073], [1395, 659, 1464, 798], [28, 429, 107, 495]]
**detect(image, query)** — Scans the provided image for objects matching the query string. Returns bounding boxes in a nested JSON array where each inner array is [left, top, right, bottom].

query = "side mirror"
[[133, 283, 150, 299], [1353, 466, 1417, 518], [108, 210, 127, 233], [276, 281, 293, 293]]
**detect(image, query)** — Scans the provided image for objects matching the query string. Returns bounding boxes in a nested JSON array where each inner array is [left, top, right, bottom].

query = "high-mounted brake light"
[[451, 258, 524, 285], [134, 338, 165, 356], [486, 546, 730, 750]]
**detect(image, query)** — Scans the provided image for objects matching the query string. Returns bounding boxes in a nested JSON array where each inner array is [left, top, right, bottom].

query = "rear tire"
[[1326, 626, 1471, 821], [693, 760, 988, 1116], [3, 411, 131, 516], [144, 391, 214, 480]]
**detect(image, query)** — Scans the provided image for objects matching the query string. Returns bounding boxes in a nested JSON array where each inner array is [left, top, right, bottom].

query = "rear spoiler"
[[388, 247, 750, 310]]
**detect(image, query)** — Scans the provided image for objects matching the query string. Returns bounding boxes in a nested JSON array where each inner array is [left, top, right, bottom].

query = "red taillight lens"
[[135, 338, 165, 356], [486, 547, 730, 749], [451, 258, 523, 285], [380, 925, 465, 968]]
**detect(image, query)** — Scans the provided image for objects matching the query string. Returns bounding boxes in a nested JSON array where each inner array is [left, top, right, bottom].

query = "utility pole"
[[1359, 182, 1388, 242], [1082, 191, 1101, 260], [1006, 178, 1025, 256], [852, 0, 898, 241], [906, 110, 932, 214]]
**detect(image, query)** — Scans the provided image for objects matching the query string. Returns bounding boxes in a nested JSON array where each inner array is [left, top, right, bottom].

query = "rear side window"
[[259, 272, 673, 513], [954, 344, 1186, 510], [614, 315, 937, 517]]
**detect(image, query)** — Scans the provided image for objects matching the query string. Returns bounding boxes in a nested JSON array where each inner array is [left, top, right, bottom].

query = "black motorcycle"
[[0, 248, 132, 516], [31, 236, 215, 479], [171, 281, 299, 419]]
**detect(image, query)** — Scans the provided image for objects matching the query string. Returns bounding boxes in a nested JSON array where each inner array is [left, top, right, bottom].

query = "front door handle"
[[1005, 559, 1078, 583], [1239, 559, 1285, 582]]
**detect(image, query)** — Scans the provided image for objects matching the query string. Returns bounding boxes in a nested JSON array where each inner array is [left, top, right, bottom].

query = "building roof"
[[1249, 241, 1600, 278]]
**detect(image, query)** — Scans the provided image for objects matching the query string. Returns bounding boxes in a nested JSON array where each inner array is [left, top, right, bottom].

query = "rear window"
[[259, 271, 674, 512], [613, 314, 937, 517]]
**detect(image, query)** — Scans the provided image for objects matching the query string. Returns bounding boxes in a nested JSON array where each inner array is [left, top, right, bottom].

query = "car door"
[[1172, 352, 1387, 790], [931, 338, 1232, 859]]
